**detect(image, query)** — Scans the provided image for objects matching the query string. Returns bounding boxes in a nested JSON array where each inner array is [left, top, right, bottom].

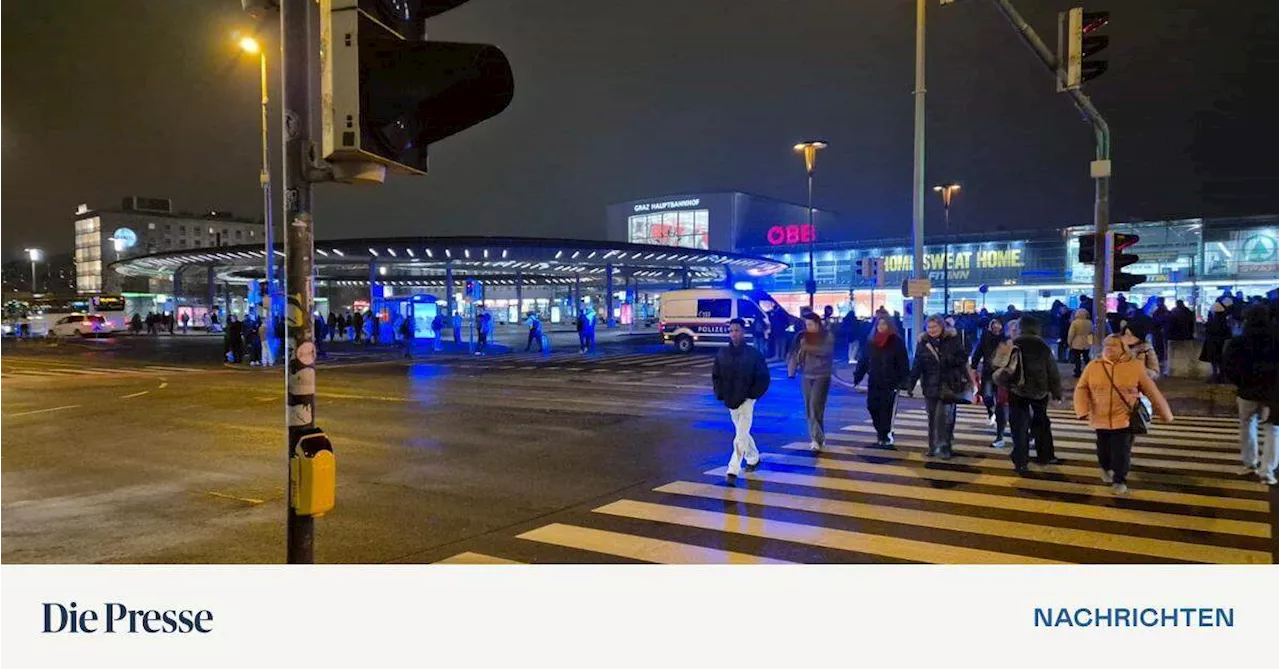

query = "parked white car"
[[47, 314, 114, 338]]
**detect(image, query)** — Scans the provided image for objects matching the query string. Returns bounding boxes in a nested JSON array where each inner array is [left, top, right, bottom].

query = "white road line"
[[7, 404, 81, 417], [119, 391, 150, 399]]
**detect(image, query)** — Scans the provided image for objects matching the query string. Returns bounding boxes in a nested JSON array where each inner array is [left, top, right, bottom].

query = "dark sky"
[[3, 0, 1275, 259]]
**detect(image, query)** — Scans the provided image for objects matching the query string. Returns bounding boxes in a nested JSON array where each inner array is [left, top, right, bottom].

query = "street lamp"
[[933, 182, 960, 312], [236, 32, 276, 319], [24, 248, 42, 294], [793, 140, 827, 311]]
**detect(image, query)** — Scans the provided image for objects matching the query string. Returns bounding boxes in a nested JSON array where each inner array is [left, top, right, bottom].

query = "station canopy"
[[111, 236, 788, 288]]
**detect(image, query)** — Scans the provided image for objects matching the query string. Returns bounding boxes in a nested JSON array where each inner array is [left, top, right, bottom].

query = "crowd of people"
[[712, 289, 1279, 492]]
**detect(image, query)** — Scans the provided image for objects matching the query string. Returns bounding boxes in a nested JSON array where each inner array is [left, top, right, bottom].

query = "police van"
[[658, 288, 785, 353]]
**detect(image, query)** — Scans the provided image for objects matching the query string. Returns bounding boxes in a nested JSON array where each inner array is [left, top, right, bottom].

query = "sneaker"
[[986, 414, 996, 427], [1111, 482, 1129, 495], [991, 437, 1005, 449], [885, 432, 895, 445], [1101, 470, 1113, 484], [1241, 463, 1261, 476], [1257, 468, 1277, 486], [809, 441, 822, 453]]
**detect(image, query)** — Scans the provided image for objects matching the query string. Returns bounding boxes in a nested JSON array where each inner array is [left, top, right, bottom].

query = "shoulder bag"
[[925, 342, 971, 404], [1101, 363, 1151, 435]]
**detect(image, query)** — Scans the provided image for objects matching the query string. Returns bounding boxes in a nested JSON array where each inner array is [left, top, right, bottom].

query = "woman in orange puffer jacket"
[[1073, 334, 1174, 495]]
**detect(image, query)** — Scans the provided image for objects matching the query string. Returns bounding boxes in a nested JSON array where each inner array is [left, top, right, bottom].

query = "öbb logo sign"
[[766, 224, 815, 246]]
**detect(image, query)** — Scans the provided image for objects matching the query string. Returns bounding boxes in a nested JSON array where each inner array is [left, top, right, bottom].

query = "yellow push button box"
[[290, 429, 335, 517]]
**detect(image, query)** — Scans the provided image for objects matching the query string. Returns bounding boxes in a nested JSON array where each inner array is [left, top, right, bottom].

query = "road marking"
[[655, 481, 1271, 564], [760, 452, 1268, 512], [778, 442, 1268, 493], [709, 467, 1271, 538], [435, 552, 524, 565], [900, 410, 1240, 448], [206, 491, 265, 505], [144, 365, 208, 373], [518, 523, 794, 565], [159, 382, 169, 389], [119, 391, 150, 399], [593, 499, 1062, 564], [7, 404, 81, 417]]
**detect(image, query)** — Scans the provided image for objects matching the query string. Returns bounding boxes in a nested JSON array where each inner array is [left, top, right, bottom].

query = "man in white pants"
[[712, 319, 772, 483]]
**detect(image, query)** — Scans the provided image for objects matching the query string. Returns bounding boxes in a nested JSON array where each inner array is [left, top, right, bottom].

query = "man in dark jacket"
[[712, 318, 771, 482], [1223, 306, 1278, 484], [999, 316, 1064, 472], [970, 318, 1008, 447], [1168, 300, 1195, 341]]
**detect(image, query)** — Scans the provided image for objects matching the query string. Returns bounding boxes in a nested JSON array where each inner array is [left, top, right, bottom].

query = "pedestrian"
[[1222, 305, 1279, 484], [996, 316, 1064, 473], [713, 318, 771, 483], [1121, 321, 1159, 379], [245, 316, 262, 365], [352, 310, 364, 344], [475, 307, 489, 355], [582, 305, 597, 353], [399, 315, 413, 358], [852, 315, 910, 448], [260, 316, 276, 366], [1200, 301, 1231, 383], [575, 309, 587, 353], [751, 310, 768, 357], [525, 311, 543, 352], [327, 312, 337, 342], [1054, 303, 1072, 362], [131, 312, 143, 335], [907, 314, 975, 459], [789, 312, 835, 452], [180, 312, 190, 334], [768, 305, 790, 361], [366, 310, 378, 344], [225, 315, 242, 363], [452, 311, 463, 345], [970, 318, 1009, 448], [822, 305, 835, 329], [167, 313, 175, 335], [1151, 297, 1170, 372], [1074, 334, 1174, 494], [1067, 308, 1093, 377], [314, 313, 327, 360], [432, 313, 444, 351]]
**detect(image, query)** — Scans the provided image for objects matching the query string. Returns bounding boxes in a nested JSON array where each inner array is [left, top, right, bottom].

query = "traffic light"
[[1058, 8, 1109, 90], [1077, 233, 1097, 264], [1107, 232, 1144, 292], [323, 0, 515, 179]]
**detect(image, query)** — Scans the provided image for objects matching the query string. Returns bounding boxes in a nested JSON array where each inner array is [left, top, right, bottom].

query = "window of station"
[[627, 209, 709, 249]]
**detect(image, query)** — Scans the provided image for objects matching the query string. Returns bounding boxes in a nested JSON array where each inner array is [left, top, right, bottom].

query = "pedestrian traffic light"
[[1107, 232, 1144, 292], [1077, 233, 1097, 264], [323, 0, 515, 179], [1058, 7, 1109, 90]]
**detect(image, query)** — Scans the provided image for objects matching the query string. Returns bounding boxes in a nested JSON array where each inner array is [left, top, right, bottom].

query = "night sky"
[[2, 0, 1275, 259]]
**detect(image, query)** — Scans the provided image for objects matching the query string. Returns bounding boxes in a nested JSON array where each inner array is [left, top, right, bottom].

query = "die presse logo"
[[43, 602, 213, 634]]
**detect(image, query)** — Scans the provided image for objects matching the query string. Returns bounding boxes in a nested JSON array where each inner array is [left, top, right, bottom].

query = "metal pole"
[[30, 260, 36, 294], [807, 171, 816, 312], [989, 0, 1111, 351], [605, 263, 614, 327], [281, 0, 317, 564], [260, 50, 276, 316], [911, 0, 927, 341], [942, 201, 950, 311], [445, 260, 455, 318]]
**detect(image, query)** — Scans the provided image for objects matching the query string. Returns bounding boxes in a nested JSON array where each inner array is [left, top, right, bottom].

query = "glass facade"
[[74, 217, 102, 293], [627, 209, 710, 249]]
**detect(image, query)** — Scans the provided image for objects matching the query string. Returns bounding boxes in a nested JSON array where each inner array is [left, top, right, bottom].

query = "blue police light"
[[734, 281, 754, 291]]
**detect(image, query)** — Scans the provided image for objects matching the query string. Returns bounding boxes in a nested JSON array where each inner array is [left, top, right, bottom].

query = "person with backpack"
[[852, 316, 910, 448], [995, 316, 1064, 473], [970, 318, 1009, 448], [1222, 305, 1279, 484], [713, 319, 771, 483], [1074, 334, 1175, 495], [907, 315, 975, 459]]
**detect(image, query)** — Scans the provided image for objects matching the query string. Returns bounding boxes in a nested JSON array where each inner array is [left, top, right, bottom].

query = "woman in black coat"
[[908, 315, 975, 459], [852, 316, 910, 447], [1200, 301, 1230, 383]]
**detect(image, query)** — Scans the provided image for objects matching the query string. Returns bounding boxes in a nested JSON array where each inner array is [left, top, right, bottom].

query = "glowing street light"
[[933, 182, 961, 310], [24, 248, 42, 294], [793, 140, 828, 311]]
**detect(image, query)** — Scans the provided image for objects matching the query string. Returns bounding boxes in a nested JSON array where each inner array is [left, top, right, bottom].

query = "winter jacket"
[[853, 333, 910, 391], [970, 330, 1007, 380], [789, 331, 835, 380], [1073, 355, 1174, 430], [713, 342, 770, 409], [908, 331, 971, 400], [1223, 326, 1278, 404], [1003, 335, 1063, 401], [1199, 313, 1231, 364], [1167, 307, 1196, 340], [1067, 312, 1093, 351], [1129, 341, 1159, 379]]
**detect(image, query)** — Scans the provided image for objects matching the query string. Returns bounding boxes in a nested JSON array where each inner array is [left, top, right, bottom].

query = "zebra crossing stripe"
[[844, 423, 1243, 463], [654, 481, 1270, 564], [760, 452, 1266, 512], [434, 552, 523, 565], [708, 467, 1271, 538], [593, 499, 1062, 564], [899, 410, 1240, 449], [518, 523, 794, 565], [778, 442, 1268, 493]]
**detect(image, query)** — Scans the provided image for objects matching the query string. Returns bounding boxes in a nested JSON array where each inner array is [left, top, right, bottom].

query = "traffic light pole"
[[281, 0, 320, 564], [910, 0, 927, 346], [990, 0, 1111, 351]]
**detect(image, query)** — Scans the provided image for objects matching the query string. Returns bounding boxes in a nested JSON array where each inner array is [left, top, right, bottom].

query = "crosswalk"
[[404, 350, 791, 379], [0, 361, 211, 382], [434, 403, 1275, 565]]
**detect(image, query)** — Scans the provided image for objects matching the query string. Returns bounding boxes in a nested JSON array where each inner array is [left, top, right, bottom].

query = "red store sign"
[[766, 224, 816, 246]]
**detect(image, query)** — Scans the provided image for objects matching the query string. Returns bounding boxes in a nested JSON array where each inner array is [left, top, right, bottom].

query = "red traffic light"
[[1113, 233, 1139, 252]]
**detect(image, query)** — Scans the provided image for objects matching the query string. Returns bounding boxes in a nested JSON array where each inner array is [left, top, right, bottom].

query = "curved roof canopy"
[[111, 236, 788, 287]]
